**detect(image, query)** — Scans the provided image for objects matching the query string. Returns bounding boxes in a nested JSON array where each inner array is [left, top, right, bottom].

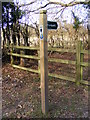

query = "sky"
[[14, 0, 88, 27]]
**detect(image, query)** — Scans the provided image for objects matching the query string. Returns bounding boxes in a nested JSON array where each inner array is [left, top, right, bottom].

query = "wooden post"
[[76, 40, 81, 85], [0, 2, 2, 119], [87, 24, 90, 79], [10, 43, 14, 65], [20, 44, 25, 66], [80, 41, 84, 81], [39, 10, 48, 114]]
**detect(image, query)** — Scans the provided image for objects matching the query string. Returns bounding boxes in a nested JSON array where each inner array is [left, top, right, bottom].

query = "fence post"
[[10, 43, 14, 65], [76, 40, 81, 85], [39, 10, 48, 114], [80, 41, 84, 81], [20, 44, 25, 66]]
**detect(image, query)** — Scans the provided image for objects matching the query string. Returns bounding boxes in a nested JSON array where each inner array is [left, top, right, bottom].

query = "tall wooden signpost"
[[0, 2, 2, 120], [39, 10, 58, 114], [87, 21, 90, 82], [39, 10, 48, 114]]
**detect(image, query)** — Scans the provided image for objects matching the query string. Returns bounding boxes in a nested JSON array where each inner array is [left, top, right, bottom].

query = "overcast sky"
[[14, 0, 88, 27]]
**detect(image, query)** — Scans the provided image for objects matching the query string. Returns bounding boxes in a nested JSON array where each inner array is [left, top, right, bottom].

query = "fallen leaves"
[[2, 52, 89, 118]]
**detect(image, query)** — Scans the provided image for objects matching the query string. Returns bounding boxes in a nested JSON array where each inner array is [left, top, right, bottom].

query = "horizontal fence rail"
[[8, 53, 40, 60], [5, 45, 40, 50], [48, 73, 90, 85], [48, 47, 76, 53], [48, 58, 90, 66], [48, 73, 75, 82], [80, 62, 89, 67], [48, 58, 76, 65], [13, 46, 40, 50], [12, 64, 40, 74]]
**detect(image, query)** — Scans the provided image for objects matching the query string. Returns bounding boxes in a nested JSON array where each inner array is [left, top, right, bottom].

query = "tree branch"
[[19, 0, 36, 7], [19, 1, 89, 8], [21, 1, 89, 14]]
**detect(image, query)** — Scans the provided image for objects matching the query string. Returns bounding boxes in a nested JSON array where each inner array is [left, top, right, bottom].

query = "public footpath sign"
[[47, 21, 58, 30]]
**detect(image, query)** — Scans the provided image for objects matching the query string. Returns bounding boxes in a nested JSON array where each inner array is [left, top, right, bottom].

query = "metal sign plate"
[[47, 21, 58, 30]]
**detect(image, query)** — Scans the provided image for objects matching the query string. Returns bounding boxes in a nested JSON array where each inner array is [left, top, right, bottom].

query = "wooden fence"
[[7, 40, 90, 86]]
